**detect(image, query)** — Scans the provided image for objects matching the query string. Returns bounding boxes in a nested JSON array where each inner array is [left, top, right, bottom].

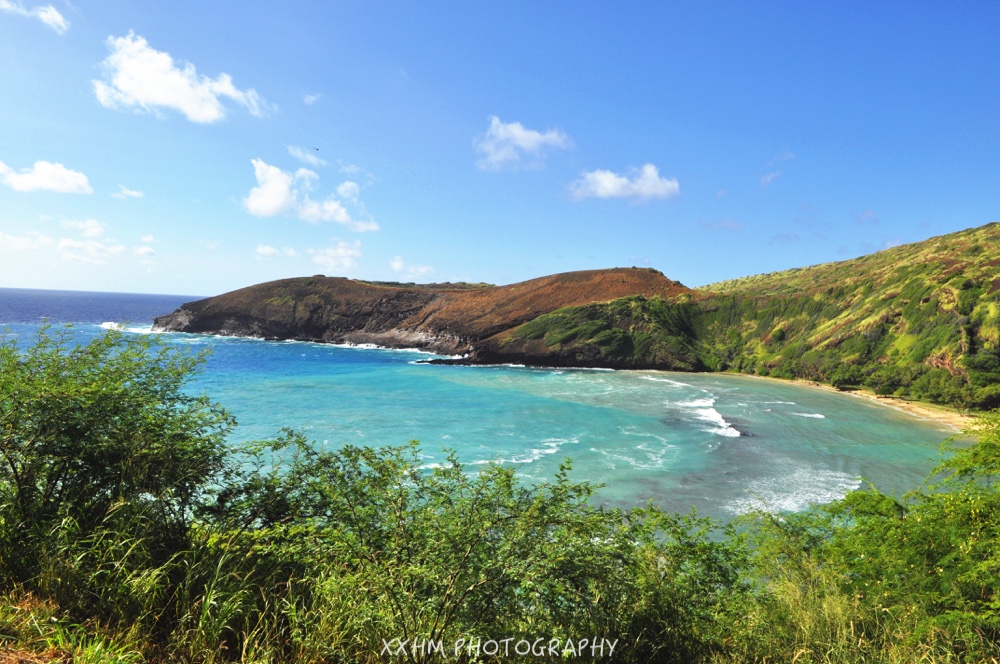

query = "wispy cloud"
[[759, 170, 781, 189], [288, 145, 328, 167], [0, 0, 68, 34], [569, 164, 679, 202], [0, 222, 156, 266], [0, 231, 55, 251], [243, 159, 378, 231], [256, 244, 298, 259], [474, 116, 572, 171], [93, 32, 270, 123], [112, 184, 144, 199], [855, 209, 879, 225], [0, 160, 92, 193], [390, 256, 434, 279], [62, 218, 106, 238], [769, 231, 801, 243], [310, 241, 362, 273], [303, 93, 321, 106], [699, 220, 744, 232]]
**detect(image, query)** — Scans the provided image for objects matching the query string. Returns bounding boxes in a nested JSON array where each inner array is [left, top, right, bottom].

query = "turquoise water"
[[175, 332, 952, 519], [1, 288, 955, 521]]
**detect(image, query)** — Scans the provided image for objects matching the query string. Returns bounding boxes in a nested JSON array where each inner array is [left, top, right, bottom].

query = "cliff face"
[[152, 222, 1000, 406], [152, 268, 693, 358]]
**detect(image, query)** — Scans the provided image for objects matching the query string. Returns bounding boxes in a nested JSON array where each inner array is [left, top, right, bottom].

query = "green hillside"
[[497, 222, 1000, 408]]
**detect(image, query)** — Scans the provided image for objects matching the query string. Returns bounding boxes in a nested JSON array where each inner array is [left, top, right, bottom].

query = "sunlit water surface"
[[2, 288, 954, 520]]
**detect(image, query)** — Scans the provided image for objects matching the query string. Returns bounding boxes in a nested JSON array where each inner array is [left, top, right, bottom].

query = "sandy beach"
[[723, 372, 976, 433]]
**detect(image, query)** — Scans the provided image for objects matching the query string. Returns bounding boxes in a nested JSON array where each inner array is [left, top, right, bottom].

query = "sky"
[[1, 2, 999, 296]]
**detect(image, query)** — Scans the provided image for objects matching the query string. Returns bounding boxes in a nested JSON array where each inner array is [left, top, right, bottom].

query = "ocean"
[[0, 287, 955, 520]]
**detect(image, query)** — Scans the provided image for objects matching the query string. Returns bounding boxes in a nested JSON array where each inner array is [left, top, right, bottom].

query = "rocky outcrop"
[[152, 269, 694, 358]]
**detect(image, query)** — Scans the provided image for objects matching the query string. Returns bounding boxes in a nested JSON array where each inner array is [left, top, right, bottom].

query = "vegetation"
[[2, 327, 1000, 662], [501, 222, 1000, 409]]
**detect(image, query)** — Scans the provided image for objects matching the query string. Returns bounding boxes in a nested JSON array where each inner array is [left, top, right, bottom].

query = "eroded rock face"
[[152, 269, 692, 359]]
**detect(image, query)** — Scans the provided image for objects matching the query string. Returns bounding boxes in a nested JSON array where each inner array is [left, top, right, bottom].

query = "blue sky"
[[1, 2, 998, 296]]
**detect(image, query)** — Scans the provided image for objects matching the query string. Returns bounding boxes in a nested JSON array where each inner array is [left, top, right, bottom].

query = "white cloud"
[[244, 160, 300, 216], [56, 237, 126, 264], [0, 231, 55, 251], [256, 244, 297, 259], [288, 145, 327, 167], [0, 0, 69, 34], [93, 32, 269, 123], [390, 255, 434, 279], [243, 159, 379, 232], [133, 245, 155, 257], [303, 93, 321, 105], [760, 171, 781, 189], [474, 116, 572, 170], [112, 184, 144, 199], [310, 241, 362, 273], [569, 164, 679, 201], [62, 218, 106, 238], [336, 181, 360, 202], [0, 160, 92, 193], [140, 234, 156, 243]]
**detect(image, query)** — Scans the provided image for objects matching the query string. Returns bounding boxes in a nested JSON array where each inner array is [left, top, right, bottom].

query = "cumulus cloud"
[[93, 32, 269, 123], [133, 245, 155, 257], [288, 145, 327, 167], [0, 160, 92, 193], [569, 164, 679, 202], [474, 116, 572, 170], [243, 159, 378, 232], [62, 218, 106, 238], [0, 0, 68, 34], [760, 170, 781, 189], [390, 255, 434, 279], [112, 184, 143, 199], [310, 241, 362, 273], [256, 244, 297, 259]]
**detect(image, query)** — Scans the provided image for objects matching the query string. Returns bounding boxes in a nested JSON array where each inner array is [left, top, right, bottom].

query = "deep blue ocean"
[[0, 287, 956, 519]]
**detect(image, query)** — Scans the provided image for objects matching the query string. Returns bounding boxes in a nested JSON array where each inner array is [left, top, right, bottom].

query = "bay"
[[1, 287, 954, 520]]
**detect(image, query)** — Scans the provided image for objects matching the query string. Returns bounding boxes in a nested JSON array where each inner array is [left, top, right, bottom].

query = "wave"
[[673, 397, 741, 437], [640, 375, 692, 387], [724, 465, 861, 515], [100, 322, 154, 334], [792, 412, 826, 419]]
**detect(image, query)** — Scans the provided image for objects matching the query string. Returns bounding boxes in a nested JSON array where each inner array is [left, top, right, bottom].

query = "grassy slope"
[[498, 222, 1000, 408]]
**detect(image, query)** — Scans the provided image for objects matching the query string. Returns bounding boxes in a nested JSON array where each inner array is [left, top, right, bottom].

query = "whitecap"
[[640, 375, 692, 387], [672, 397, 741, 437], [725, 466, 861, 515], [792, 413, 826, 419]]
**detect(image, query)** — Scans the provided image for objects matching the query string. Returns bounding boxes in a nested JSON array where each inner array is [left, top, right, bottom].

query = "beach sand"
[[723, 372, 975, 433]]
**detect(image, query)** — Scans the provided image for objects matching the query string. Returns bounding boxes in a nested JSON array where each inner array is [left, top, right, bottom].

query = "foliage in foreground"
[[2, 327, 1000, 663]]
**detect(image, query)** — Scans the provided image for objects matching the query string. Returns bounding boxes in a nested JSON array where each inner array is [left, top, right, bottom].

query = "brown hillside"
[[152, 267, 692, 354]]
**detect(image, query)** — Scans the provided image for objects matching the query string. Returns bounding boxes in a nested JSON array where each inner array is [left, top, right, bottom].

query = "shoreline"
[[723, 372, 974, 432]]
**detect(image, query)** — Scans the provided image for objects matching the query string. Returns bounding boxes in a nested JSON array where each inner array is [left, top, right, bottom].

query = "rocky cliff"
[[152, 268, 693, 358]]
